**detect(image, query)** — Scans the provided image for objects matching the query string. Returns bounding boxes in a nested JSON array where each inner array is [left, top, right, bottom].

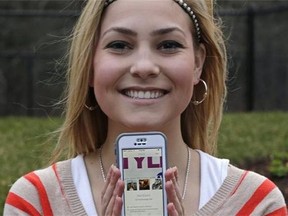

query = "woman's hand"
[[165, 167, 185, 216], [101, 165, 125, 216]]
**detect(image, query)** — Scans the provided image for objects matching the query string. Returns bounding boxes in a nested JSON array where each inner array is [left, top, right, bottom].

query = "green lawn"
[[1, 113, 287, 213], [218, 112, 288, 166]]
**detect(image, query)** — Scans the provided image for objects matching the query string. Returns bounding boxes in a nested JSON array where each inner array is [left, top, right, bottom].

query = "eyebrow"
[[101, 26, 186, 38], [150, 27, 186, 37], [102, 27, 137, 37]]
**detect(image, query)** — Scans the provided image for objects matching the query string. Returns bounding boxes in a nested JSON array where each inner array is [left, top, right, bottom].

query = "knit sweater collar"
[[56, 160, 244, 215]]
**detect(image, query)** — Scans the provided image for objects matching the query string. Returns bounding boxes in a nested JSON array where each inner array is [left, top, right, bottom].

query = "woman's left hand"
[[165, 167, 185, 216]]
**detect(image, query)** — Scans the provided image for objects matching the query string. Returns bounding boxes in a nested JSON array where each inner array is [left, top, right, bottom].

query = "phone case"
[[116, 132, 168, 216]]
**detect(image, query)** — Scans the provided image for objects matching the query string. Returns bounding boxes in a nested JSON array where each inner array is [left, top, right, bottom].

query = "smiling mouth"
[[122, 90, 167, 99]]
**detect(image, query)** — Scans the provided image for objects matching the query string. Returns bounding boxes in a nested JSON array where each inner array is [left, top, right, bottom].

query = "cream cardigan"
[[4, 159, 287, 215]]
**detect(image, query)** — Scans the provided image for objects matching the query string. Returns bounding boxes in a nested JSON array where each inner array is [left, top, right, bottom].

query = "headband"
[[104, 0, 202, 42], [104, 0, 116, 7]]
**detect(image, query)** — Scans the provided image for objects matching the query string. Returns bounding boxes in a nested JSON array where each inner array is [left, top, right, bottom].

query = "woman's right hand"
[[165, 167, 185, 216], [101, 165, 125, 216]]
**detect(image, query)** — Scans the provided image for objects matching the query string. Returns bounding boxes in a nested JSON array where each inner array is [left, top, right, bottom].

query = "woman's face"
[[92, 0, 205, 132]]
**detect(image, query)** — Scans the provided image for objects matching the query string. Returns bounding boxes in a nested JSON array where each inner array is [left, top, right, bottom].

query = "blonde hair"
[[51, 0, 227, 162], [181, 0, 227, 154]]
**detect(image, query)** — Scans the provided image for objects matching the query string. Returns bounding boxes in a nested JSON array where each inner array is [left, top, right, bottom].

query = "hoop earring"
[[192, 79, 208, 105], [85, 104, 97, 111]]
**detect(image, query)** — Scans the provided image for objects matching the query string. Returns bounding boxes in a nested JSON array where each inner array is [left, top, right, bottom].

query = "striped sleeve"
[[4, 171, 53, 216], [5, 191, 41, 216], [3, 164, 68, 216], [234, 171, 287, 216]]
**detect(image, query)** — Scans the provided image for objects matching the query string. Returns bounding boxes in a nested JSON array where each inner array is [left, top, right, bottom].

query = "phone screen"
[[122, 147, 165, 216]]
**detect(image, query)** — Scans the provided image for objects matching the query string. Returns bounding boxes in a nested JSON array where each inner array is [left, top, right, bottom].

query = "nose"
[[130, 49, 160, 79]]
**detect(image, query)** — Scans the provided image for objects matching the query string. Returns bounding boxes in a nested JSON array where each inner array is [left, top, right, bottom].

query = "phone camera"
[[137, 138, 147, 142], [135, 138, 147, 146]]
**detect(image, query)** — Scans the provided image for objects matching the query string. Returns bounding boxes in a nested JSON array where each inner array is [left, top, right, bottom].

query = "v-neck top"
[[5, 152, 287, 215], [71, 150, 229, 215]]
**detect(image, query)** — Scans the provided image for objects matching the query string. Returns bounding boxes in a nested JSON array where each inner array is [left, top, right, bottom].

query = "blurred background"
[[0, 0, 288, 116]]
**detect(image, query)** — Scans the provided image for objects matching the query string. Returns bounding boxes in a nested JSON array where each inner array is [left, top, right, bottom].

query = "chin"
[[123, 121, 164, 133]]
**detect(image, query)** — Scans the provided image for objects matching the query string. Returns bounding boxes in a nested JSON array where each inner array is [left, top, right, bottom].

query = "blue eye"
[[158, 40, 184, 51], [105, 40, 132, 53]]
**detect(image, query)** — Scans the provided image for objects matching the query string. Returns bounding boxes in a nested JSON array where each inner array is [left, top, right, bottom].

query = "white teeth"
[[144, 91, 150, 99], [138, 91, 144, 98], [124, 90, 164, 99]]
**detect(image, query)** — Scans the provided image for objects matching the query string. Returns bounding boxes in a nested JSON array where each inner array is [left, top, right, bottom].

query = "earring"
[[192, 79, 208, 105], [85, 104, 97, 111]]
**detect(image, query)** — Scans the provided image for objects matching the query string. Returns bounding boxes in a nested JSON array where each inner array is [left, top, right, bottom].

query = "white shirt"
[[71, 156, 97, 216], [196, 150, 229, 209], [71, 150, 229, 215]]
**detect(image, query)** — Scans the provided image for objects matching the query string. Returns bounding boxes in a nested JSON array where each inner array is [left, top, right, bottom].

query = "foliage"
[[269, 152, 288, 178]]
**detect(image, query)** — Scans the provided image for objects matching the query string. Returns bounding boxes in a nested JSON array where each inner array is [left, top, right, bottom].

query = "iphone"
[[116, 132, 168, 216]]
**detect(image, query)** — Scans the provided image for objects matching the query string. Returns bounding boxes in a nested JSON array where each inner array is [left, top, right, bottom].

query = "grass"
[[1, 112, 287, 213], [218, 112, 288, 166]]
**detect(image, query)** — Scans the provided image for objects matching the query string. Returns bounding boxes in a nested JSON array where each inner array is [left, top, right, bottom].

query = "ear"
[[193, 43, 206, 84]]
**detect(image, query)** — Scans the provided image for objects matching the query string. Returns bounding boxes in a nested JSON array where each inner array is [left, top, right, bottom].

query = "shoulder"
[[228, 165, 284, 199], [7, 164, 59, 198], [228, 165, 287, 215], [229, 165, 281, 193], [4, 159, 73, 215], [9, 159, 71, 193]]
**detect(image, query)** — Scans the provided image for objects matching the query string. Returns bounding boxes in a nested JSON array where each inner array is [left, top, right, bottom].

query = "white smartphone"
[[116, 132, 168, 216]]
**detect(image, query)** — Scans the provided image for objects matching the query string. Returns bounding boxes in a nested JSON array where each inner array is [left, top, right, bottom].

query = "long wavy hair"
[[51, 0, 227, 162]]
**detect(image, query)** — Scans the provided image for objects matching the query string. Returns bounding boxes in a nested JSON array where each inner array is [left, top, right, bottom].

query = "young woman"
[[4, 0, 287, 215]]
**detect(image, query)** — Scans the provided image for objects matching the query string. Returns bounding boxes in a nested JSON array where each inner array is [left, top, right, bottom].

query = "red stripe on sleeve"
[[236, 178, 276, 216], [24, 172, 53, 216], [230, 170, 249, 196], [265, 206, 288, 216], [6, 192, 41, 216], [52, 164, 57, 176], [52, 163, 65, 196], [52, 164, 60, 186]]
